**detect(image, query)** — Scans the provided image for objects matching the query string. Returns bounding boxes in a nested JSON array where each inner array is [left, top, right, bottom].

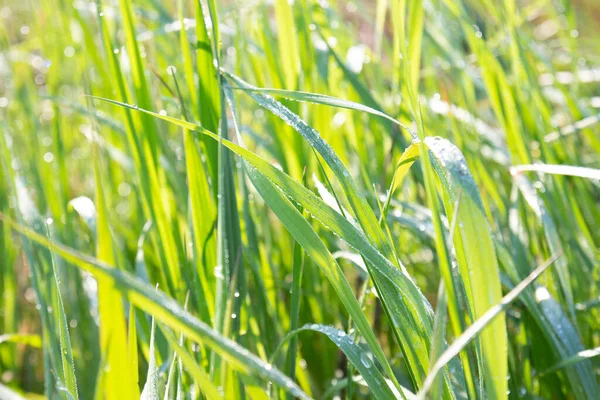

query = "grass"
[[0, 0, 599, 399]]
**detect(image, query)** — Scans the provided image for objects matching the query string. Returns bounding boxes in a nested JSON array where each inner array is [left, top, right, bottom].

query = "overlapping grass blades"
[[426, 136, 507, 400], [2, 217, 311, 400], [90, 94, 454, 395], [2, 0, 599, 398]]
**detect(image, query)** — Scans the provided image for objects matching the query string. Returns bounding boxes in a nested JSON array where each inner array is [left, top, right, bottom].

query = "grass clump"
[[0, 0, 599, 399]]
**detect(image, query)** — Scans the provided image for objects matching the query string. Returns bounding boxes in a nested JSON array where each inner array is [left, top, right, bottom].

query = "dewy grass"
[[0, 0, 599, 399]]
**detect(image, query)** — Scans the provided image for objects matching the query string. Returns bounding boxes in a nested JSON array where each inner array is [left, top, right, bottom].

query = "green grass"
[[0, 0, 599, 399]]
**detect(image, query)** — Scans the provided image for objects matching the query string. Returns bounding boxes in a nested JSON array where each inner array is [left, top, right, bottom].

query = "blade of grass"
[[47, 223, 79, 400], [273, 324, 398, 400], [510, 164, 600, 180], [140, 318, 158, 400]]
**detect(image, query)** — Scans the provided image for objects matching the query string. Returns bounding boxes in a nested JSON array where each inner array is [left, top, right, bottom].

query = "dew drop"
[[360, 353, 373, 368]]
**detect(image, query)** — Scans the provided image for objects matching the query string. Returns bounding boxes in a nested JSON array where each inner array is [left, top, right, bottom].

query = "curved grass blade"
[[531, 287, 598, 398], [541, 347, 600, 375], [273, 324, 398, 400], [228, 86, 412, 133], [220, 76, 449, 391], [380, 141, 420, 221], [425, 136, 507, 399]]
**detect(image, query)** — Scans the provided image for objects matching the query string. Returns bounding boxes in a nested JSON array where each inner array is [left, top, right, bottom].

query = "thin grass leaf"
[[286, 241, 304, 395], [141, 318, 158, 400], [511, 164, 600, 180], [129, 307, 141, 399], [229, 87, 410, 132], [47, 225, 79, 400]]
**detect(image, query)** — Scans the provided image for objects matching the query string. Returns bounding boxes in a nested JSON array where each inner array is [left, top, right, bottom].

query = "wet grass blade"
[[275, 324, 398, 400], [47, 225, 79, 399], [425, 136, 507, 400], [511, 164, 600, 180]]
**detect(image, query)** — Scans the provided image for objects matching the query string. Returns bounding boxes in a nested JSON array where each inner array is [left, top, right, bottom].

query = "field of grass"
[[0, 0, 599, 398]]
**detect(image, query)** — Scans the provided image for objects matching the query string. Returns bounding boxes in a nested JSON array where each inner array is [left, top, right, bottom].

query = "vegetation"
[[0, 0, 599, 398]]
